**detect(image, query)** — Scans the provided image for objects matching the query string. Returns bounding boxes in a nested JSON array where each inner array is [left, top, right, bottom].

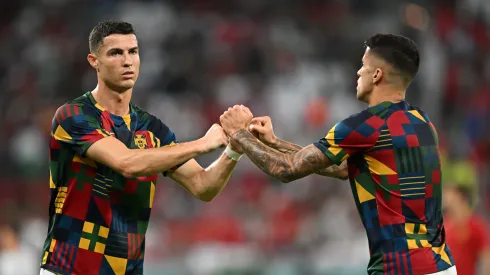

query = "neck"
[[91, 82, 132, 116], [368, 85, 406, 107]]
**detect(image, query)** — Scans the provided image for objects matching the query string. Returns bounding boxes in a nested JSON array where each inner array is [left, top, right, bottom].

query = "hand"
[[201, 124, 229, 153], [220, 105, 253, 136], [248, 116, 277, 145]]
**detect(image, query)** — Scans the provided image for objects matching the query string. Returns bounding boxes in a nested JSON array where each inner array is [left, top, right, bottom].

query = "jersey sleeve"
[[313, 110, 383, 165], [147, 116, 184, 177], [51, 104, 110, 156]]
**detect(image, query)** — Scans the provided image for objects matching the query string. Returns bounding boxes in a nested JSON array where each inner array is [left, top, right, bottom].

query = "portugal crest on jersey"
[[134, 134, 147, 149]]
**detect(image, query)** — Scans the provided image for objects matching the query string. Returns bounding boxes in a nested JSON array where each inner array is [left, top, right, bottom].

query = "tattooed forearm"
[[232, 130, 333, 183], [269, 138, 348, 180], [269, 138, 303, 154]]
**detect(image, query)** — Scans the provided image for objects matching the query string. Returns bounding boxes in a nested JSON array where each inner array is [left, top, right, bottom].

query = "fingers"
[[249, 123, 267, 134], [252, 116, 271, 125], [240, 105, 253, 117]]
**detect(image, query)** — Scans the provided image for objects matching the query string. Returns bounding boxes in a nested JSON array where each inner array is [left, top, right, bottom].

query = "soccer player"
[[443, 184, 490, 275], [40, 20, 246, 275], [220, 34, 457, 275]]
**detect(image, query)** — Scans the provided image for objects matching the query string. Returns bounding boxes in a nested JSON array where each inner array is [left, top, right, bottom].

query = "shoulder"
[[408, 104, 432, 123], [53, 94, 98, 124], [338, 105, 387, 131]]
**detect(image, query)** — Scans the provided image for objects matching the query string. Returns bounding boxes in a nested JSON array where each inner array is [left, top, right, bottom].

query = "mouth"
[[122, 71, 135, 79]]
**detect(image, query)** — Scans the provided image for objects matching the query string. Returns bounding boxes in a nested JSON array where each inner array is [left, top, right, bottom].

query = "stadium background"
[[0, 0, 489, 274]]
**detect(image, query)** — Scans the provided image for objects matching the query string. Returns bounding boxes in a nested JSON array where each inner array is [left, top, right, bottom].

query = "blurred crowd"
[[0, 0, 489, 274]]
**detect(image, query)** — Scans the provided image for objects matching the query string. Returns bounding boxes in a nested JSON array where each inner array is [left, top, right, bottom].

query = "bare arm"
[[169, 152, 238, 202], [231, 129, 333, 183], [268, 138, 348, 180], [86, 136, 210, 178]]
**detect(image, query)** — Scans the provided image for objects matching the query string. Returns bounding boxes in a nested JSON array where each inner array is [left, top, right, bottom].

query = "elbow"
[[119, 162, 137, 179], [279, 176, 295, 184], [198, 193, 215, 203], [338, 168, 349, 180], [277, 171, 296, 184], [195, 188, 218, 203], [338, 174, 349, 181], [117, 152, 142, 178], [191, 173, 218, 203]]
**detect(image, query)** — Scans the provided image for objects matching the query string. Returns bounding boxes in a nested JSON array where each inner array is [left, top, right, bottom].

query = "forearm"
[[124, 139, 207, 177], [269, 138, 348, 180], [233, 130, 331, 183], [197, 152, 238, 201], [268, 138, 303, 154]]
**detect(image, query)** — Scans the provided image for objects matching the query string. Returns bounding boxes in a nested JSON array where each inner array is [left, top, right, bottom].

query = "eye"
[[129, 49, 138, 55], [110, 51, 121, 56]]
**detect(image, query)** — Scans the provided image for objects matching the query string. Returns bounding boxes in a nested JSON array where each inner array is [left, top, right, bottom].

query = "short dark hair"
[[89, 20, 135, 53], [364, 34, 420, 83]]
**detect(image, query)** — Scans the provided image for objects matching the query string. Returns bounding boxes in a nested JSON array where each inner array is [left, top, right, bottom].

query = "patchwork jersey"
[[41, 92, 178, 275], [314, 101, 455, 275]]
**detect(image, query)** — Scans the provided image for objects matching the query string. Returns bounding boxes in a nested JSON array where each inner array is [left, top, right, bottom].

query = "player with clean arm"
[[40, 20, 245, 275], [221, 34, 457, 275]]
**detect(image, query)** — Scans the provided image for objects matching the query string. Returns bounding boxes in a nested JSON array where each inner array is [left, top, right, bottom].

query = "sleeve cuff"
[[313, 141, 343, 166]]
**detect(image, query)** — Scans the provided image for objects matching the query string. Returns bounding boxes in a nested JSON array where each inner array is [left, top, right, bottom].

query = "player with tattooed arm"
[[220, 34, 457, 275]]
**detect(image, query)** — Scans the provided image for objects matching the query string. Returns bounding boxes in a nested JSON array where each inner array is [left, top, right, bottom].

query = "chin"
[[118, 80, 136, 90], [356, 90, 369, 103]]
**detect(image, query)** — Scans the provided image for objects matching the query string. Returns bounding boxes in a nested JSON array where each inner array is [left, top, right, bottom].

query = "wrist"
[[230, 129, 248, 140], [266, 136, 279, 147], [224, 144, 243, 161], [196, 138, 210, 154]]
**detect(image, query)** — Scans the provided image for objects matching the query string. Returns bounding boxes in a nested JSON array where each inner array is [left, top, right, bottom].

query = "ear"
[[372, 68, 383, 84], [87, 53, 98, 71]]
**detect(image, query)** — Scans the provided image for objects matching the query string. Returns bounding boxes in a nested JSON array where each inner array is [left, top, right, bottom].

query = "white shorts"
[[426, 266, 457, 275], [40, 266, 457, 275], [40, 269, 58, 275]]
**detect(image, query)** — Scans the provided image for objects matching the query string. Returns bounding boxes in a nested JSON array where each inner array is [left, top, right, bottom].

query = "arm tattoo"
[[232, 130, 333, 183], [269, 138, 303, 154], [270, 138, 348, 180], [317, 161, 348, 179]]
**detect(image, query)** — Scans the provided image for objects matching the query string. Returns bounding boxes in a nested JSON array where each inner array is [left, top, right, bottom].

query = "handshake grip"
[[200, 124, 229, 153], [200, 105, 276, 155]]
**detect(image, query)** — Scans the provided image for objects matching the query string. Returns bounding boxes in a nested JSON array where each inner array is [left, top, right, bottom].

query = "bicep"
[[168, 158, 204, 197]]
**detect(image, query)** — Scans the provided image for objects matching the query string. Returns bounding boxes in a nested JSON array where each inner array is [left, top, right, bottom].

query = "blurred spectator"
[[444, 184, 490, 275], [0, 223, 38, 275]]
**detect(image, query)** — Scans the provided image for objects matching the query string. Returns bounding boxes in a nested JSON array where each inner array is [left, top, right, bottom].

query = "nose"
[[123, 52, 132, 67]]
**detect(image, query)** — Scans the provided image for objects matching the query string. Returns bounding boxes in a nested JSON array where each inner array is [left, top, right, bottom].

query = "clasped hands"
[[200, 105, 277, 154]]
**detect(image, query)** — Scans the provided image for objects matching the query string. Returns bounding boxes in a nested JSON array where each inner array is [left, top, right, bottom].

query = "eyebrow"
[[107, 46, 139, 53]]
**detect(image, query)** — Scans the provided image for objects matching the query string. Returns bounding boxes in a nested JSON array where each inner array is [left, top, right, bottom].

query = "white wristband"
[[225, 145, 243, 161]]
